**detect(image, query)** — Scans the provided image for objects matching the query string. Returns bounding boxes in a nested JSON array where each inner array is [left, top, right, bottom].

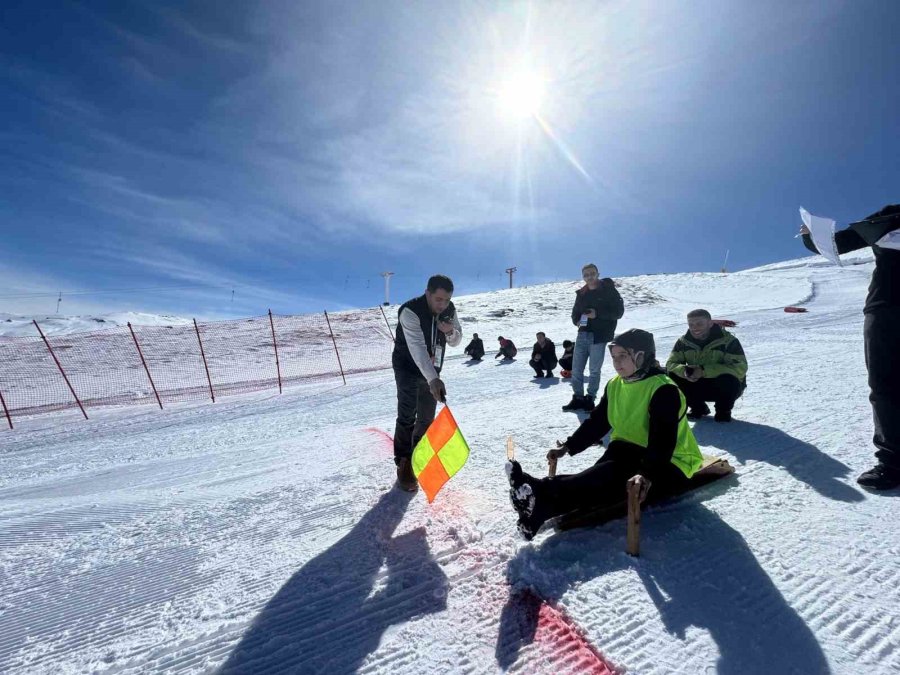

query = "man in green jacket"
[[666, 309, 748, 422]]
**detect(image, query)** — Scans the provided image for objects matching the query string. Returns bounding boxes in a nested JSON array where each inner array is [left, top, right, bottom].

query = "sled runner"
[[555, 455, 735, 532]]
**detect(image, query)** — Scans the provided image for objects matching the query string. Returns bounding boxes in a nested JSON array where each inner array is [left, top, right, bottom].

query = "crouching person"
[[666, 309, 747, 422], [506, 329, 704, 540]]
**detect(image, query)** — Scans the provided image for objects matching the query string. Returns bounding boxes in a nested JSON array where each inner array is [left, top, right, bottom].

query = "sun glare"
[[496, 70, 545, 120]]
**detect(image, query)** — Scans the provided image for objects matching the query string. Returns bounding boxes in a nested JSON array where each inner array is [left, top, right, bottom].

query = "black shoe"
[[857, 464, 900, 490], [395, 458, 419, 492], [506, 460, 536, 517], [562, 396, 585, 412], [532, 371, 544, 379], [582, 396, 595, 412], [687, 404, 711, 420], [714, 409, 732, 423], [545, 371, 554, 378]]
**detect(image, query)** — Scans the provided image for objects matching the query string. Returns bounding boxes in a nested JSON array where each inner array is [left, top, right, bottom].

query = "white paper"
[[875, 228, 900, 251], [800, 206, 841, 266]]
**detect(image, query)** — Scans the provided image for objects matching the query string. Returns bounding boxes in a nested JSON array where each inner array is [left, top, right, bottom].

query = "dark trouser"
[[500, 346, 517, 359], [467, 350, 484, 360], [393, 367, 436, 465], [530, 356, 557, 376], [669, 373, 744, 413], [537, 441, 691, 518], [559, 355, 573, 371], [866, 309, 900, 469]]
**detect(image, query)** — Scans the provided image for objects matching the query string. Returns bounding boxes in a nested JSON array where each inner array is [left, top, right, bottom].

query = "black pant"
[[866, 309, 900, 469], [530, 356, 557, 376], [538, 441, 691, 517], [669, 373, 744, 413], [559, 355, 573, 371], [393, 367, 436, 465]]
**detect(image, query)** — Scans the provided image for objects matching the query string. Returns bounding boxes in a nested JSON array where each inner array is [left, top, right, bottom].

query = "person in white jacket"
[[391, 275, 463, 491]]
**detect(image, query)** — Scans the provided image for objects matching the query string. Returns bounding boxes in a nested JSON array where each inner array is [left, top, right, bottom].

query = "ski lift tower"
[[505, 266, 517, 289], [381, 271, 394, 306]]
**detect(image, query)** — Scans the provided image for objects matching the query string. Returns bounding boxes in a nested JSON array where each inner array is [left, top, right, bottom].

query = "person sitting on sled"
[[506, 328, 704, 540]]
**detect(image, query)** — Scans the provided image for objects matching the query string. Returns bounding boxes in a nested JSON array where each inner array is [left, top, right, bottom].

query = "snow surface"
[[2, 251, 899, 674]]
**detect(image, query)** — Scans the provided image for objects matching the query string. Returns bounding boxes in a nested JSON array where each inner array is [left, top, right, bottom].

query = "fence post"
[[0, 386, 12, 430], [268, 310, 283, 394], [33, 319, 88, 420], [194, 318, 216, 402], [379, 305, 395, 342], [128, 322, 163, 410], [323, 310, 346, 385]]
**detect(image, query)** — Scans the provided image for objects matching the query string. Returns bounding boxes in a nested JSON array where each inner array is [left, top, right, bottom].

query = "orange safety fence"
[[0, 307, 396, 429]]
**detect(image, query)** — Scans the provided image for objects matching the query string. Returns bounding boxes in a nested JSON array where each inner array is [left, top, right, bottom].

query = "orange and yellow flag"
[[411, 405, 470, 503]]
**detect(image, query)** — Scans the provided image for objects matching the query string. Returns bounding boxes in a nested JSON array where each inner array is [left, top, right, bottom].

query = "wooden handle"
[[548, 456, 557, 478], [506, 436, 515, 461], [626, 479, 642, 557]]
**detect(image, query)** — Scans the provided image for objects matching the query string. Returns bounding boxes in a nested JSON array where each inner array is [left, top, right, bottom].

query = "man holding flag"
[[392, 275, 463, 492]]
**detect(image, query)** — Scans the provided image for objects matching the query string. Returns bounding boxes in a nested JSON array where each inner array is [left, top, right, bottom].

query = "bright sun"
[[496, 70, 545, 120]]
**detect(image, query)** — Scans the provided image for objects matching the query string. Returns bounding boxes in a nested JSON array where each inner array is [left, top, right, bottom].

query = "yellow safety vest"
[[607, 374, 703, 478]]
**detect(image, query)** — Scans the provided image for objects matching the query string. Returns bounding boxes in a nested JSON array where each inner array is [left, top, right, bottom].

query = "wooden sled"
[[556, 455, 735, 531], [784, 306, 808, 313]]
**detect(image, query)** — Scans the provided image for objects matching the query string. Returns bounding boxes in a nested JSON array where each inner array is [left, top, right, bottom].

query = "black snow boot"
[[562, 396, 585, 412], [857, 464, 900, 490], [582, 396, 595, 412], [687, 403, 711, 420]]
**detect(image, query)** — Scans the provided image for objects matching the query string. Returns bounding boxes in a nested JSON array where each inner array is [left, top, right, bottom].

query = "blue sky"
[[1, 0, 898, 318]]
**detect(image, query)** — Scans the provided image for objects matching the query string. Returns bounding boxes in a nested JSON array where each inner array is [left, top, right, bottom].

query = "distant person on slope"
[[506, 329, 703, 540], [529, 332, 558, 378], [463, 333, 485, 361], [666, 309, 748, 422], [392, 275, 463, 492], [800, 204, 900, 490], [495, 336, 517, 360], [558, 339, 575, 377], [563, 263, 624, 412]]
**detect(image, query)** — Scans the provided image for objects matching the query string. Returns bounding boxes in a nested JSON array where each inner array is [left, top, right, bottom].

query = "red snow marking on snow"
[[364, 427, 394, 456], [529, 590, 618, 674]]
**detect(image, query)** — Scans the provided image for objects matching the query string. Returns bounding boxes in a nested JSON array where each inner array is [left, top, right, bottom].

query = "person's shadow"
[[530, 375, 561, 389], [464, 358, 484, 366], [691, 420, 863, 502], [220, 489, 448, 673], [495, 491, 831, 674]]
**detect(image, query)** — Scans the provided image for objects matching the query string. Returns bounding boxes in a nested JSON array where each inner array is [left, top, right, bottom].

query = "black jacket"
[[571, 279, 625, 343], [464, 337, 485, 358], [392, 294, 458, 377], [531, 338, 558, 368], [802, 204, 900, 312]]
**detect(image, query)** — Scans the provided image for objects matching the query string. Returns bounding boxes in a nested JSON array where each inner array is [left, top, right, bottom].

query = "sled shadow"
[[692, 420, 863, 503], [495, 498, 830, 674], [221, 489, 448, 673]]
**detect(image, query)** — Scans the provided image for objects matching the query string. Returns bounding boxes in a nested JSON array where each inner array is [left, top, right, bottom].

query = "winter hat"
[[609, 328, 656, 364]]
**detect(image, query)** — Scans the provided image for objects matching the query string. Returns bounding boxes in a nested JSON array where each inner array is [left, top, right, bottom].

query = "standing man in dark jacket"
[[801, 204, 900, 490], [563, 263, 625, 412], [529, 332, 558, 378], [392, 275, 463, 491]]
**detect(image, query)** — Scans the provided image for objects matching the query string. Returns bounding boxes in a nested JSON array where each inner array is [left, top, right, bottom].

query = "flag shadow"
[[691, 419, 863, 502], [495, 496, 830, 674], [221, 489, 448, 673]]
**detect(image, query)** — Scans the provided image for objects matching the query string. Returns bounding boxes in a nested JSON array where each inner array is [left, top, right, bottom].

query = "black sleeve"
[[571, 296, 584, 326], [802, 230, 868, 255], [565, 388, 612, 454], [643, 384, 681, 473], [596, 284, 625, 320]]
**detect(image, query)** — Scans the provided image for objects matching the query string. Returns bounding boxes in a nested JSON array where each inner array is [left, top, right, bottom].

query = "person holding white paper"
[[800, 204, 900, 490]]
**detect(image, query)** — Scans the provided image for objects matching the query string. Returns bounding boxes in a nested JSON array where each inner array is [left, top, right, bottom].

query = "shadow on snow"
[[221, 489, 448, 673], [495, 481, 831, 674]]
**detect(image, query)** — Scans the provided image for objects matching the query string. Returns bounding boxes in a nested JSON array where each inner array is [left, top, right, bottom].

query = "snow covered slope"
[[2, 251, 897, 674]]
